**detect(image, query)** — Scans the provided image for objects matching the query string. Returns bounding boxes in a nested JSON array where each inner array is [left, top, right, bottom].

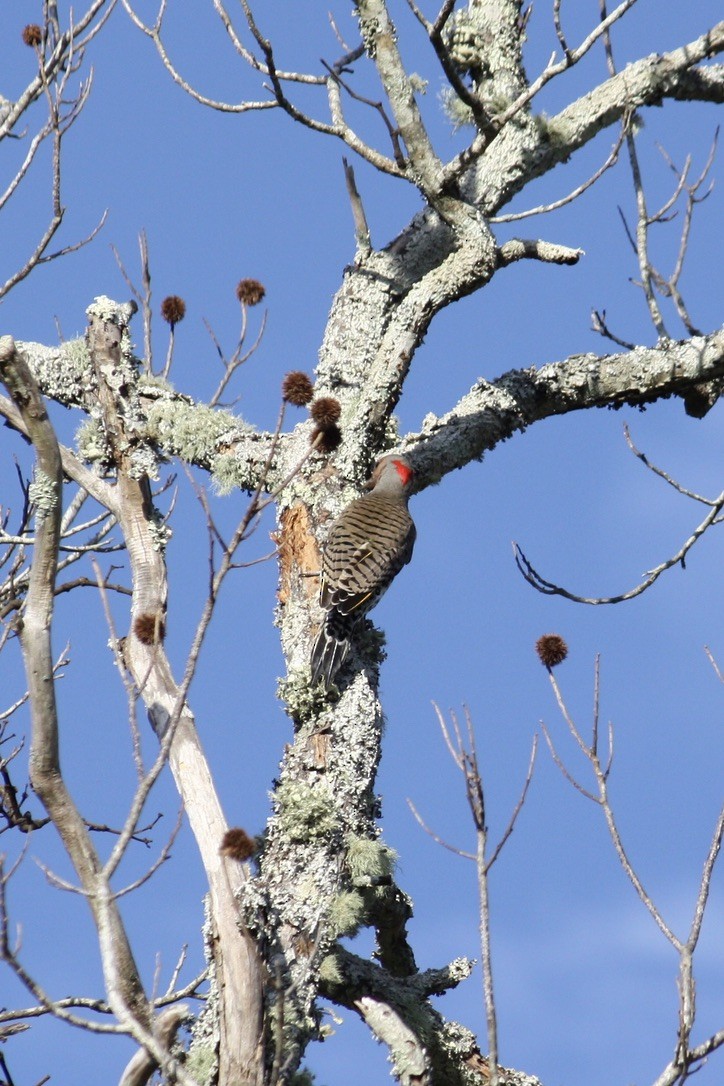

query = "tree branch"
[[407, 329, 724, 489], [0, 337, 154, 1039], [81, 298, 264, 1086], [457, 21, 724, 214]]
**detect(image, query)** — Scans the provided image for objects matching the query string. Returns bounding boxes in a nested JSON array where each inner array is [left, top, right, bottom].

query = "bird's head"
[[366, 454, 414, 494]]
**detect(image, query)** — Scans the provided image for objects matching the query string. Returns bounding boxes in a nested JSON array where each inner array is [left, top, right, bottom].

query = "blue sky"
[[1, 4, 723, 1085]]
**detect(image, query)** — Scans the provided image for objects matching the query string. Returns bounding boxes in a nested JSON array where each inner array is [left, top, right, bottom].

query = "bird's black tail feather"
[[310, 615, 352, 689]]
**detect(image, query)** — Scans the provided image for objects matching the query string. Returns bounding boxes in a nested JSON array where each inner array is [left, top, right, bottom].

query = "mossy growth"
[[75, 418, 110, 465], [129, 441, 161, 481], [345, 834, 397, 884], [138, 372, 174, 393], [148, 509, 173, 552], [144, 399, 240, 465], [211, 451, 245, 495], [439, 1021, 485, 1085], [318, 951, 344, 988], [278, 671, 338, 724], [357, 621, 386, 666], [185, 1042, 217, 1085], [290, 1069, 317, 1086], [440, 86, 475, 131], [59, 336, 92, 379], [275, 781, 338, 842], [328, 889, 366, 938]]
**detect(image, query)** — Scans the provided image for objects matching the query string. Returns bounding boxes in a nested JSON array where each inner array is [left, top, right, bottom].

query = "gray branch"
[[406, 329, 724, 487]]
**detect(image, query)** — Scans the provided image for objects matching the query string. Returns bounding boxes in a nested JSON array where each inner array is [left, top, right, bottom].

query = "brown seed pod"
[[310, 397, 342, 429], [219, 827, 256, 862], [134, 612, 166, 645], [236, 278, 266, 306], [535, 633, 568, 668], [160, 295, 186, 326], [310, 423, 342, 453], [22, 24, 42, 47], [282, 371, 314, 406]]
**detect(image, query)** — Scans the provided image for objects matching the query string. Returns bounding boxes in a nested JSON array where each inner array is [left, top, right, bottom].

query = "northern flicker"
[[310, 455, 416, 689]]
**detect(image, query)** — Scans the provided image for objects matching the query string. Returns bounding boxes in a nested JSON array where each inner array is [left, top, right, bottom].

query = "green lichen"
[[439, 1020, 480, 1082], [532, 112, 568, 145], [275, 781, 338, 842], [440, 87, 475, 131], [27, 336, 94, 406], [447, 957, 475, 984], [443, 10, 488, 75], [87, 295, 124, 322], [186, 898, 219, 1084], [60, 336, 92, 380], [148, 510, 173, 552], [265, 985, 321, 1046], [138, 372, 174, 392], [211, 451, 246, 495], [75, 418, 110, 464], [145, 399, 241, 464], [277, 671, 338, 723], [355, 7, 380, 59], [318, 952, 344, 987], [290, 1070, 317, 1086], [129, 442, 161, 481], [357, 621, 386, 665], [345, 835, 397, 883], [185, 1042, 217, 1084], [328, 889, 366, 938], [383, 415, 401, 447]]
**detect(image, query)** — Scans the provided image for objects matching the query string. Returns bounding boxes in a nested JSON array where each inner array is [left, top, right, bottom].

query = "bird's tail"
[[310, 613, 352, 689]]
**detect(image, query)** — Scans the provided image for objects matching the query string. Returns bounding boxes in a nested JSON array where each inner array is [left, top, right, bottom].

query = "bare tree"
[[0, 3, 723, 1085]]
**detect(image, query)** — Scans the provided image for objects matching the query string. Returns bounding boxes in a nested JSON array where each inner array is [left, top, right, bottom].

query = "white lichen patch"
[[16, 337, 93, 407], [275, 780, 339, 843], [28, 468, 59, 522], [138, 372, 174, 393], [75, 418, 110, 464], [129, 442, 161, 481], [148, 511, 173, 552], [277, 672, 337, 723]]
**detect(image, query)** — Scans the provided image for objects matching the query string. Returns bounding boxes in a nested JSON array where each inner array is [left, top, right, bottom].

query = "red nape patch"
[[392, 459, 413, 486]]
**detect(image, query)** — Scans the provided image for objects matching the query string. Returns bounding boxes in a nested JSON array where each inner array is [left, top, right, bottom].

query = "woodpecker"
[[310, 454, 416, 689]]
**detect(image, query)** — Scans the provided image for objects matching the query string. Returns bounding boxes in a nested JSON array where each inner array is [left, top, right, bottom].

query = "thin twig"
[[491, 125, 626, 223], [544, 661, 724, 1080], [543, 665, 680, 947]]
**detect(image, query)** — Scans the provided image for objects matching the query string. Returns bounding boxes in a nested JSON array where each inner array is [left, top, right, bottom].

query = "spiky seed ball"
[[134, 612, 166, 645], [310, 397, 342, 429], [160, 295, 186, 326], [536, 634, 568, 668], [22, 24, 42, 47], [282, 371, 314, 406], [311, 423, 342, 453], [219, 827, 255, 862], [236, 278, 265, 306]]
